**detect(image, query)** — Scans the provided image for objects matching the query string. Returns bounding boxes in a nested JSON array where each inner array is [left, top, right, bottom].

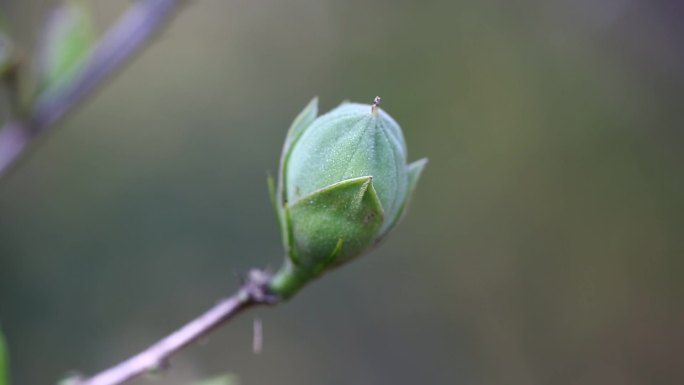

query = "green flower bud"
[[269, 97, 427, 299]]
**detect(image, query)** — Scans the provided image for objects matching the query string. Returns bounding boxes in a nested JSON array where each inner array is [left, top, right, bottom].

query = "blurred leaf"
[[0, 32, 14, 78], [38, 0, 95, 89], [0, 16, 18, 81], [190, 373, 240, 385], [0, 328, 9, 385]]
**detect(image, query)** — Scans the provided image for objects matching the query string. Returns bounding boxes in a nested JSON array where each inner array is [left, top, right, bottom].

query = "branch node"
[[245, 269, 279, 304]]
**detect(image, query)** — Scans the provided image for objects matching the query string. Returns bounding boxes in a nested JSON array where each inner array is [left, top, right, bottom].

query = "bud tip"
[[371, 96, 382, 115]]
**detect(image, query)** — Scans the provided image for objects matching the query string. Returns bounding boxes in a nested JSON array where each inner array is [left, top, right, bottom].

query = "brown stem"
[[78, 270, 279, 385], [0, 0, 186, 180]]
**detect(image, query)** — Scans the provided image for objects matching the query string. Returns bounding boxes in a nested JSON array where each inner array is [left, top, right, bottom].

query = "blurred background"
[[1, 0, 683, 384]]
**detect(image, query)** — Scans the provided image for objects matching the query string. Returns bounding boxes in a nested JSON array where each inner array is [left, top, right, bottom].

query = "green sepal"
[[38, 0, 95, 90], [380, 157, 428, 239], [289, 175, 384, 268], [282, 203, 297, 265], [270, 176, 384, 299], [277, 97, 318, 205], [407, 158, 428, 197], [0, 327, 8, 385], [311, 238, 343, 277], [275, 97, 318, 253], [281, 97, 318, 163]]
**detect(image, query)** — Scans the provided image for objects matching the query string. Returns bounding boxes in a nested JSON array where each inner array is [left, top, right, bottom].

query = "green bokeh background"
[[1, 1, 683, 384]]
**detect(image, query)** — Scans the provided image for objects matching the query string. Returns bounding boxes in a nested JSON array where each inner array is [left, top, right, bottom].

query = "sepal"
[[270, 176, 384, 299], [275, 98, 318, 254], [380, 158, 428, 238], [277, 97, 318, 206], [288, 176, 384, 269]]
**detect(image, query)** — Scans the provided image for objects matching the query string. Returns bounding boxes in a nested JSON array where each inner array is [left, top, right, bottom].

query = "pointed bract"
[[380, 157, 428, 238], [275, 97, 318, 252], [408, 158, 428, 189], [277, 97, 318, 205], [288, 176, 384, 271], [271, 176, 384, 299]]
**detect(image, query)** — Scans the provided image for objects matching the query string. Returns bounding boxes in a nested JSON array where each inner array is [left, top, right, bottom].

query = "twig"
[[78, 270, 280, 385], [2, 3, 283, 384], [0, 0, 186, 179]]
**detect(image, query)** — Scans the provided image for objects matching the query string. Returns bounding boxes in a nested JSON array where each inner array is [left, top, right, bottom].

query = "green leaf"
[[0, 328, 9, 385], [380, 158, 428, 238], [288, 176, 384, 272], [39, 0, 95, 89], [0, 32, 15, 79]]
